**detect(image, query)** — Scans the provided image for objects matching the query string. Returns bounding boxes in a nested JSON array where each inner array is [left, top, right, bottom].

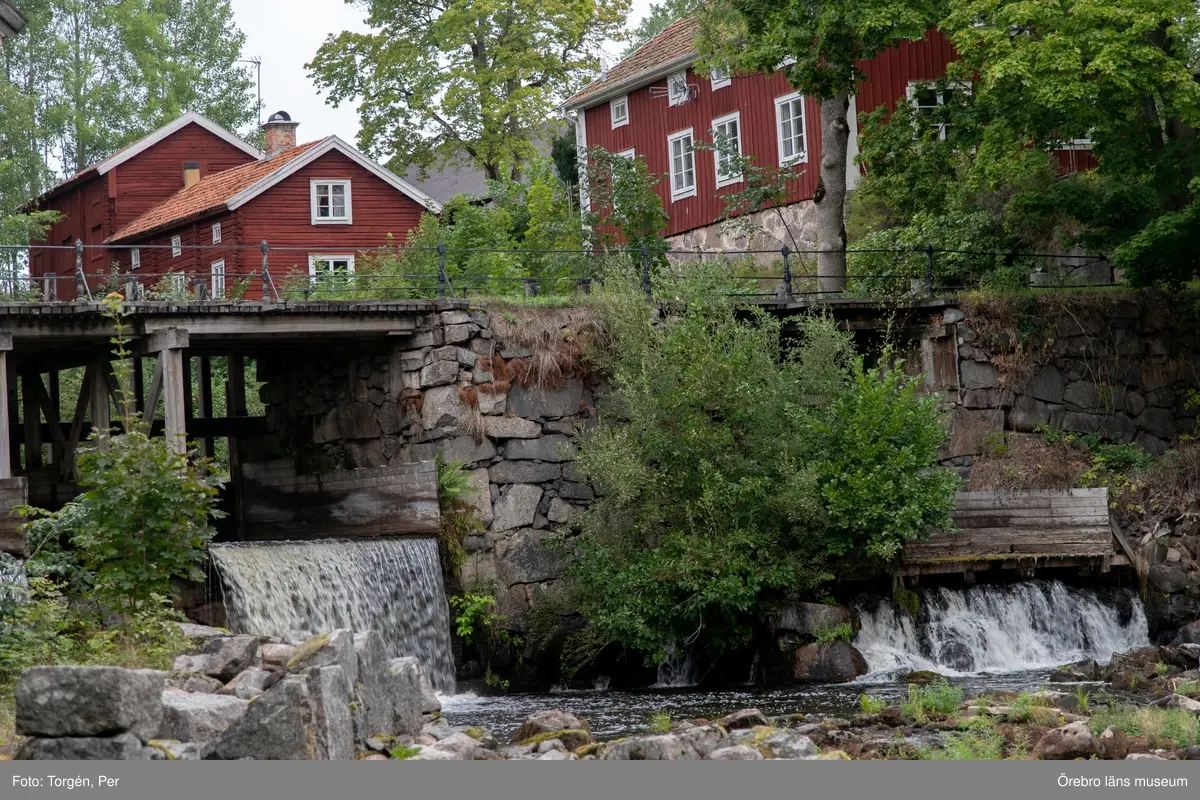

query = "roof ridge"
[[566, 16, 699, 107]]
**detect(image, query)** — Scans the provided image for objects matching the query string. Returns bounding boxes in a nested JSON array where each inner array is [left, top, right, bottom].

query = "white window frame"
[[210, 259, 225, 299], [170, 235, 182, 258], [310, 179, 353, 225], [307, 253, 356, 279], [710, 67, 731, 91], [906, 80, 972, 141], [667, 128, 696, 202], [774, 92, 809, 166], [610, 95, 629, 128], [211, 222, 222, 244], [667, 71, 690, 106], [130, 248, 141, 270], [711, 111, 743, 188]]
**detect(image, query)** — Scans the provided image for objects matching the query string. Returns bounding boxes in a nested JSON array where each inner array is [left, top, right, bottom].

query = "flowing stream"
[[210, 537, 456, 692]]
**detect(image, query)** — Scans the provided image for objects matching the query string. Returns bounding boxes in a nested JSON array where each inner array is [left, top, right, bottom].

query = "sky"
[[228, 0, 655, 145]]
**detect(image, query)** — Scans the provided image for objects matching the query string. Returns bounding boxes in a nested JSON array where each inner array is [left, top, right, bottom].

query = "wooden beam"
[[133, 357, 145, 415], [197, 357, 214, 461], [89, 360, 111, 447], [0, 332, 12, 479], [21, 372, 41, 470], [160, 347, 187, 456], [32, 375, 67, 465], [61, 364, 93, 481], [228, 355, 246, 540], [144, 358, 163, 421]]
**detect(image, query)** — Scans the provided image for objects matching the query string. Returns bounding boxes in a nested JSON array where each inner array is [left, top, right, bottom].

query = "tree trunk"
[[815, 92, 850, 297]]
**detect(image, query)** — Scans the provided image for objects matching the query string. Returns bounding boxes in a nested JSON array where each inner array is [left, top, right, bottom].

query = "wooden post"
[[227, 355, 246, 540], [197, 357, 214, 461], [89, 359, 111, 447], [146, 329, 189, 457], [133, 357, 145, 416], [0, 333, 12, 478], [21, 372, 41, 470]]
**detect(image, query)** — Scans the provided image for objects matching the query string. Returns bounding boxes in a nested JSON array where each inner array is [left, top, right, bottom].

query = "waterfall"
[[652, 644, 701, 688], [854, 580, 1148, 677], [210, 538, 456, 692]]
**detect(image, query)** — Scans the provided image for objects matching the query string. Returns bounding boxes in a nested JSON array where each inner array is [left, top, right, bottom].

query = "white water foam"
[[854, 580, 1148, 678], [210, 537, 456, 691]]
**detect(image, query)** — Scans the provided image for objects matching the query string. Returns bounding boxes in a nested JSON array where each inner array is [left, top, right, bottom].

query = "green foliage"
[[565, 263, 957, 663], [1074, 687, 1091, 714], [20, 296, 225, 611], [584, 147, 670, 269], [1090, 704, 1200, 748], [437, 458, 482, 582], [448, 593, 504, 647], [860, 693, 888, 715], [900, 680, 964, 723], [648, 710, 672, 734], [1155, 661, 1170, 677], [307, 0, 628, 181], [813, 622, 854, 643], [622, 0, 699, 57], [920, 716, 1005, 760], [484, 666, 511, 693], [389, 744, 422, 760], [1033, 425, 1154, 488]]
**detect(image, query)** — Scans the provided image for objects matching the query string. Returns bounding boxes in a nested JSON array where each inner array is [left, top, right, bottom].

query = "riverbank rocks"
[[306, 666, 356, 760], [16, 666, 165, 741], [792, 642, 869, 683], [511, 710, 594, 749], [18, 733, 164, 760], [353, 631, 392, 741], [204, 675, 318, 760], [1097, 726, 1129, 760], [717, 709, 770, 730], [159, 689, 249, 743], [1172, 620, 1200, 645], [173, 635, 260, 682], [1051, 659, 1101, 682], [770, 602, 856, 638], [709, 745, 763, 760], [1032, 721, 1100, 760], [388, 657, 426, 736]]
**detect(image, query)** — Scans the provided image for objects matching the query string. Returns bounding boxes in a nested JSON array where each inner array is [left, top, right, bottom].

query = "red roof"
[[567, 17, 698, 107], [107, 140, 323, 242]]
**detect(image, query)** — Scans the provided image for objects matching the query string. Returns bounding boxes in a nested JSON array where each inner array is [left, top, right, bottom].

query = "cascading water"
[[855, 580, 1148, 677], [210, 538, 456, 692], [653, 645, 701, 688]]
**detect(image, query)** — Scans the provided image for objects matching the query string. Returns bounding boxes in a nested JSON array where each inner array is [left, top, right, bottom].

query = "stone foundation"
[[665, 201, 817, 261]]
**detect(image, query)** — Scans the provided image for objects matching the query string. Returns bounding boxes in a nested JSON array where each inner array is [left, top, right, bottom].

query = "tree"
[[566, 262, 957, 664], [697, 0, 943, 294], [308, 0, 629, 183], [583, 146, 670, 267], [621, 0, 698, 57]]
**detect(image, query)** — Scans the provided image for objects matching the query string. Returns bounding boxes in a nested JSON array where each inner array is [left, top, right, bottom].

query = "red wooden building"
[[31, 111, 441, 299], [564, 18, 1090, 252]]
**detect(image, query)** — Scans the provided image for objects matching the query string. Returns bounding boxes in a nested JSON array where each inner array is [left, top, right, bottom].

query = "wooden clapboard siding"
[[903, 489, 1114, 562]]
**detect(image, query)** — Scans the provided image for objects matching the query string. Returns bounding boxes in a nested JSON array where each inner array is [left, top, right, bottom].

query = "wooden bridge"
[[901, 488, 1131, 577]]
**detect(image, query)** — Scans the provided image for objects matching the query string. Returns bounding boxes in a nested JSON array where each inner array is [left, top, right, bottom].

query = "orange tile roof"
[[567, 17, 699, 107], [107, 140, 324, 242]]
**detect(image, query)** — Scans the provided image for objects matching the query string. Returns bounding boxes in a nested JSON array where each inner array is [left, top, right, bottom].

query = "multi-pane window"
[[667, 129, 695, 201], [170, 235, 182, 258], [908, 81, 969, 140], [775, 93, 808, 165], [131, 248, 140, 270], [610, 96, 629, 128], [711, 112, 742, 187], [667, 71, 689, 106], [210, 259, 225, 299], [308, 254, 355, 278], [212, 222, 222, 244], [710, 67, 731, 90], [310, 180, 352, 224]]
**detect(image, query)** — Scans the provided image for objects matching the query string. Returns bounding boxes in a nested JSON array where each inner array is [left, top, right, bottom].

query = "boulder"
[[15, 666, 165, 741], [177, 623, 228, 642], [770, 602, 856, 638], [508, 380, 584, 419], [1032, 721, 1100, 760], [168, 674, 224, 694], [354, 631, 393, 742], [409, 745, 464, 760], [1051, 659, 1101, 682], [547, 498, 579, 524], [415, 661, 441, 714], [602, 734, 688, 760], [1173, 620, 1200, 645], [204, 675, 318, 760], [173, 635, 260, 682], [503, 434, 574, 462], [287, 630, 357, 689], [757, 730, 817, 759], [1097, 726, 1129, 760], [709, 745, 764, 760], [17, 732, 164, 760], [538, 749, 575, 760], [674, 725, 731, 758], [1126, 753, 1169, 760], [717, 709, 770, 730], [495, 528, 567, 585], [491, 484, 543, 533], [434, 732, 481, 759], [1149, 694, 1200, 713], [387, 657, 426, 736], [218, 667, 275, 700], [898, 670, 951, 686], [792, 642, 868, 683], [960, 361, 997, 391], [306, 665, 355, 760], [260, 643, 296, 672], [463, 468, 494, 527], [159, 689, 249, 743], [511, 710, 594, 746]]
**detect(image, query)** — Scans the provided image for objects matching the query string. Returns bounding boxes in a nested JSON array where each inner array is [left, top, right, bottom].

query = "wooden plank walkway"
[[903, 488, 1115, 566]]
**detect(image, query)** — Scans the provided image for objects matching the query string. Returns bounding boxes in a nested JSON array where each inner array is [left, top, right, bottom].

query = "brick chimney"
[[183, 161, 201, 189], [263, 110, 299, 158]]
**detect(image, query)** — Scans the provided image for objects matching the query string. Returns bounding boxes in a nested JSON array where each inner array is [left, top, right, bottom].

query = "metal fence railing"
[[0, 239, 1118, 305]]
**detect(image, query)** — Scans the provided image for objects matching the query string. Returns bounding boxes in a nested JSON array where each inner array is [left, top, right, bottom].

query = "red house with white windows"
[[565, 18, 1091, 253], [31, 111, 441, 299]]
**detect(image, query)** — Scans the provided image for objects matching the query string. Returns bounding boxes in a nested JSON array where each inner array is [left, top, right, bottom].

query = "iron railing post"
[[924, 244, 935, 298], [75, 239, 92, 300], [780, 246, 794, 300], [640, 243, 652, 302], [436, 241, 448, 300], [260, 240, 272, 301]]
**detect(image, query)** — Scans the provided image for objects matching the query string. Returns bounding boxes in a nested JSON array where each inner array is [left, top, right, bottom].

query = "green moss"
[[389, 745, 421, 760], [519, 729, 591, 747], [573, 742, 602, 758], [464, 727, 486, 740], [286, 632, 331, 671]]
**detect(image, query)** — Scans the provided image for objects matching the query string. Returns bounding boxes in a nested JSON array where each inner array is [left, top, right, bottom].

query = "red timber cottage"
[[564, 18, 964, 252], [31, 111, 442, 299]]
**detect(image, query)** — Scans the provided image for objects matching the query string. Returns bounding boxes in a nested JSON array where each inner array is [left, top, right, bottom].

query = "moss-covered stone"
[[286, 632, 331, 671], [899, 670, 949, 686], [519, 728, 594, 750]]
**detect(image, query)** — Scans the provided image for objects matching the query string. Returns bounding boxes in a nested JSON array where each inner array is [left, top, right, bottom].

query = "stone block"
[[445, 324, 471, 344], [159, 689, 249, 743], [495, 528, 567, 585], [422, 385, 468, 428], [17, 733, 163, 760], [287, 629, 357, 690], [1147, 388, 1177, 408], [203, 675, 317, 760], [478, 390, 506, 415], [353, 631, 391, 745], [1027, 365, 1066, 404], [439, 435, 497, 466], [1097, 414, 1137, 443], [1061, 411, 1101, 434], [420, 360, 458, 387], [503, 434, 575, 462], [464, 468, 494, 526], [491, 485, 543, 533], [484, 416, 541, 439], [217, 667, 275, 700], [770, 602, 855, 637], [1134, 408, 1175, 441], [1008, 396, 1050, 432], [306, 665, 355, 760], [16, 666, 166, 741], [489, 461, 561, 484], [387, 657, 425, 736], [1063, 381, 1101, 410], [547, 498, 579, 524], [441, 310, 472, 326], [559, 482, 595, 501], [508, 380, 584, 419], [948, 408, 1004, 458], [461, 552, 498, 592], [1124, 391, 1146, 416], [960, 360, 997, 390]]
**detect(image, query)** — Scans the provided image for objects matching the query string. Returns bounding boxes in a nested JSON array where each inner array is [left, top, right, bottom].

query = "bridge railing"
[[0, 240, 1117, 305]]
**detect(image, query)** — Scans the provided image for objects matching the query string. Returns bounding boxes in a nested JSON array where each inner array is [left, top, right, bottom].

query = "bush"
[[813, 622, 855, 643], [565, 263, 958, 665], [900, 681, 964, 723]]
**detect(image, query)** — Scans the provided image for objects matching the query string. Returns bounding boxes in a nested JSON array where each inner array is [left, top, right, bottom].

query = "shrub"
[[860, 694, 888, 715], [900, 681, 964, 723], [813, 622, 855, 643], [648, 711, 671, 734]]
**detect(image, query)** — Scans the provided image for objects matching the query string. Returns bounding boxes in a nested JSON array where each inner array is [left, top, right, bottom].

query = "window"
[[711, 112, 742, 187], [775, 92, 808, 165], [310, 180, 352, 224], [210, 259, 225, 299], [667, 71, 690, 106], [610, 96, 629, 128], [170, 235, 182, 258], [667, 128, 695, 201], [710, 67, 731, 90], [907, 81, 970, 140], [616, 148, 636, 160], [212, 222, 222, 244], [308, 254, 355, 279], [131, 248, 141, 270]]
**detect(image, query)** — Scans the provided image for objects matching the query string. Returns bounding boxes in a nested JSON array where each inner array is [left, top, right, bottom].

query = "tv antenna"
[[238, 57, 263, 126], [649, 73, 697, 103]]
